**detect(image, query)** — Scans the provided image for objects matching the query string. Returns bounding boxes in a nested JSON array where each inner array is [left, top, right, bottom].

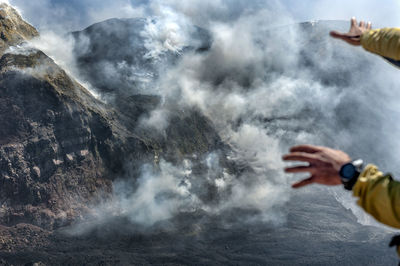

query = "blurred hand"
[[330, 17, 372, 46], [282, 145, 351, 188]]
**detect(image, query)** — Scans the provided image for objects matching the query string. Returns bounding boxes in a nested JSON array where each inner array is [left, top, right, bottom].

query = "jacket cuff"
[[352, 164, 383, 194]]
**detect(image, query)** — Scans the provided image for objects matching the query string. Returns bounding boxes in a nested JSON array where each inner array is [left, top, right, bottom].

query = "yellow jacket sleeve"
[[361, 28, 400, 60], [353, 164, 400, 228]]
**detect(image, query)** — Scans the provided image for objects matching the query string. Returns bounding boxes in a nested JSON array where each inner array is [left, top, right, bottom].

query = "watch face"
[[341, 164, 356, 180]]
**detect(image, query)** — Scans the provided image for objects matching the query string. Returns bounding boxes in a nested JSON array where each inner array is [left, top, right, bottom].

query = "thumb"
[[292, 177, 315, 189], [329, 31, 360, 46], [329, 31, 346, 38]]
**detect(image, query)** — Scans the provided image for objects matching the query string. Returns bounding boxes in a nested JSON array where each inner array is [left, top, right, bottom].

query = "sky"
[[6, 0, 400, 32], [283, 0, 400, 28]]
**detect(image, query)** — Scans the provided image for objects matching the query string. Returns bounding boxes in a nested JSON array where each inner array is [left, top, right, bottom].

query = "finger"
[[285, 166, 315, 173], [282, 152, 320, 164], [290, 144, 322, 154], [351, 17, 357, 27], [343, 38, 361, 45], [359, 21, 365, 28], [367, 21, 372, 30], [292, 177, 315, 189]]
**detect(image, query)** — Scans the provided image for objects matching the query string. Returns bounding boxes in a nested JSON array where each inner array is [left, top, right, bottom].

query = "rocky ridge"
[[0, 3, 38, 53]]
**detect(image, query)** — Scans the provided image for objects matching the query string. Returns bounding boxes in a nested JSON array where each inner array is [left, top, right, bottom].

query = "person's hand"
[[282, 145, 351, 188], [330, 17, 372, 46]]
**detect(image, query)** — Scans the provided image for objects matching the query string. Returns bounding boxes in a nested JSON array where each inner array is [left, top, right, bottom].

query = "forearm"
[[353, 164, 400, 228], [361, 28, 400, 60]]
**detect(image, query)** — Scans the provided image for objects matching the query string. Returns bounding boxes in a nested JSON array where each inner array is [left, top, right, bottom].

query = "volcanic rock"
[[0, 5, 152, 229]]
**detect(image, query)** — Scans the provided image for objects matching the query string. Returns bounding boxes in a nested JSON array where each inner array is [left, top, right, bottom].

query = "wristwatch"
[[339, 159, 364, 191]]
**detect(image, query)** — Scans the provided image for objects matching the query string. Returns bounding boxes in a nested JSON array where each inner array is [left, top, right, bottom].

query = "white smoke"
[[124, 4, 400, 230], [28, 31, 102, 100], [111, 161, 200, 225], [65, 6, 306, 230], [139, 108, 170, 132], [140, 8, 192, 60], [8, 0, 400, 232]]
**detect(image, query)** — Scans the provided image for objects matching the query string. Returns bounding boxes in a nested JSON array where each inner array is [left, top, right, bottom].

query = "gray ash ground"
[[1, 191, 398, 265]]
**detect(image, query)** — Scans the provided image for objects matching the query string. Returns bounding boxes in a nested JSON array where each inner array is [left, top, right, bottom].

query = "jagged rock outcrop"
[[0, 5, 154, 229], [0, 3, 38, 53]]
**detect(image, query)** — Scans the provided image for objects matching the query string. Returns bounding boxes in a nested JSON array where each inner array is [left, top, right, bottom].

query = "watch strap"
[[340, 159, 363, 191], [343, 174, 359, 191]]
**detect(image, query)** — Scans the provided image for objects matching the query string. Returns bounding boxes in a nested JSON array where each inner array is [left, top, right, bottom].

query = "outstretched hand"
[[283, 145, 351, 188], [330, 17, 371, 46]]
